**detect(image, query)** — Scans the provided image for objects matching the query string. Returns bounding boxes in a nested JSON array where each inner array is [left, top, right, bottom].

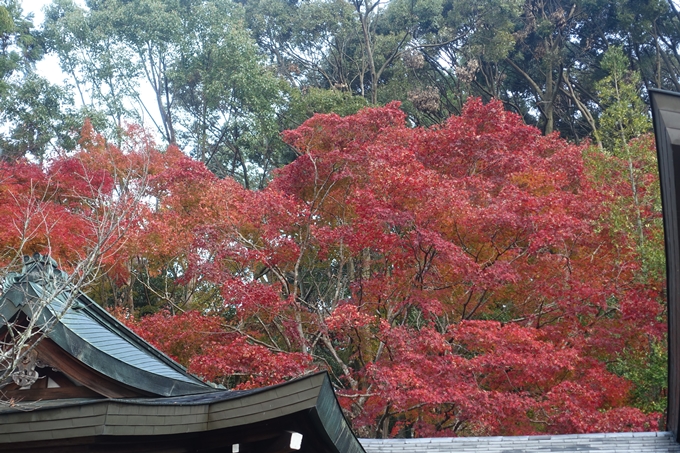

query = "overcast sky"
[[24, 0, 78, 86], [22, 0, 165, 138]]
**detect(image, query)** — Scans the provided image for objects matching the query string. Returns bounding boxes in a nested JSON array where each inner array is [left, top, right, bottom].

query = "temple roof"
[[0, 255, 366, 453], [0, 371, 365, 453], [0, 254, 212, 397]]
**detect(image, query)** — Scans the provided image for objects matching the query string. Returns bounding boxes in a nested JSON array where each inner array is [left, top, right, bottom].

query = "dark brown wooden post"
[[650, 88, 680, 439]]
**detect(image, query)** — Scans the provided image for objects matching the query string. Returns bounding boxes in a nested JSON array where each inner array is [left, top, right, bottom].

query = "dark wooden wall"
[[650, 89, 680, 439]]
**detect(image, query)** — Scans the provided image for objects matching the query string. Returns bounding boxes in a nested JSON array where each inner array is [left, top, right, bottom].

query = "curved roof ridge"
[[0, 254, 215, 397]]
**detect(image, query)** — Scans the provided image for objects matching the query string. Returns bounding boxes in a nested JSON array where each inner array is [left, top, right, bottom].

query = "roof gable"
[[0, 254, 213, 398]]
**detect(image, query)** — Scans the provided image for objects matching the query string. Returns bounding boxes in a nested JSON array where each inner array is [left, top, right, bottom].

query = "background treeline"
[[2, 0, 675, 174], [0, 0, 672, 437]]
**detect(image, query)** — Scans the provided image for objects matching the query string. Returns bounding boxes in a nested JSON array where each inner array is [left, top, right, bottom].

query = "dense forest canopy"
[[7, 0, 678, 170], [0, 0, 673, 437]]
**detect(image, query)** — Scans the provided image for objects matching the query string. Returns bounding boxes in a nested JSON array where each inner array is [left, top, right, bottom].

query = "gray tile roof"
[[360, 432, 680, 452]]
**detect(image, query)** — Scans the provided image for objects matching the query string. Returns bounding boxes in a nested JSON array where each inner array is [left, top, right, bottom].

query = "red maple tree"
[[120, 99, 663, 436], [2, 101, 662, 436]]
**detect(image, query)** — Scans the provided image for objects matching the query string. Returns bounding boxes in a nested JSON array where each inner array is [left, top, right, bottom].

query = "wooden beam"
[[33, 338, 145, 398], [2, 385, 102, 401], [264, 431, 304, 453], [230, 431, 304, 453]]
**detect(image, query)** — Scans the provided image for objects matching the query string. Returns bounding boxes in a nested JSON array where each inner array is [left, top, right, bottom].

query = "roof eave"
[[0, 372, 366, 453]]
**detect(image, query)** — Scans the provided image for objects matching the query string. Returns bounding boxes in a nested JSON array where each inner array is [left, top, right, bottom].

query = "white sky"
[[22, 0, 51, 24], [22, 0, 164, 137], [24, 0, 70, 86]]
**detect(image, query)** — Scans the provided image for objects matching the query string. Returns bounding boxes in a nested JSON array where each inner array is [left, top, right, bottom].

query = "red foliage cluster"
[[0, 120, 158, 271], [124, 310, 314, 389], [1, 100, 665, 436]]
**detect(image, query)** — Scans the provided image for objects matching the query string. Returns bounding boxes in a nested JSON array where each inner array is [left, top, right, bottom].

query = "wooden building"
[[0, 254, 365, 453]]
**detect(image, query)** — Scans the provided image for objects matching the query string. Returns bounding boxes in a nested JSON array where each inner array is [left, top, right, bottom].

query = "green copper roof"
[[0, 254, 213, 396]]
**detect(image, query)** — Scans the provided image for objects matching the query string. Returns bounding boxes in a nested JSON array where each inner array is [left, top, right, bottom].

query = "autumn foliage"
[[0, 120, 159, 272], [0, 100, 666, 436]]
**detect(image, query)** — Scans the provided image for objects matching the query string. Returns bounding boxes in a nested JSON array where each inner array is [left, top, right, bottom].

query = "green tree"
[[597, 46, 652, 253], [44, 0, 290, 187], [244, 0, 443, 105], [611, 340, 667, 414], [170, 0, 288, 187], [0, 0, 78, 161], [614, 0, 678, 92]]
